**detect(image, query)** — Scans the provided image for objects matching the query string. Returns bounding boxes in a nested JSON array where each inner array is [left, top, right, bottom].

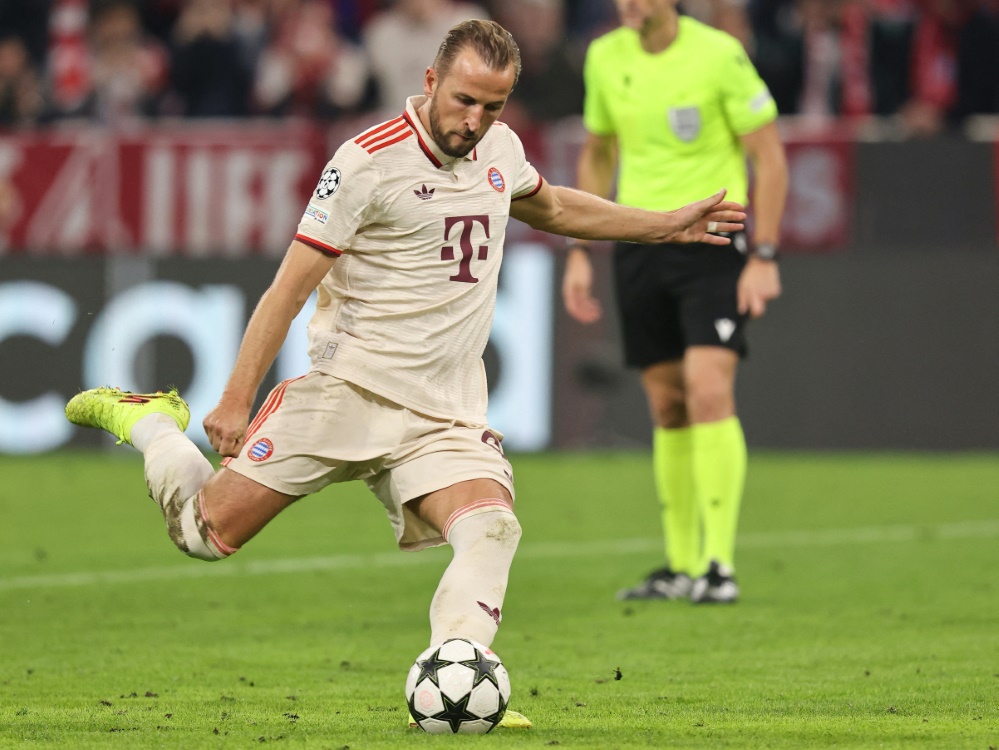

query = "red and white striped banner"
[[0, 123, 329, 256]]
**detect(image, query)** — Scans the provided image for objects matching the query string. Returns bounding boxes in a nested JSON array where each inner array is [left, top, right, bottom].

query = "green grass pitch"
[[1, 451, 997, 749]]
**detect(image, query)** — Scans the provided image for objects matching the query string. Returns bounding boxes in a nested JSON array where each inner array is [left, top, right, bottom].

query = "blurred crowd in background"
[[1, 0, 998, 138]]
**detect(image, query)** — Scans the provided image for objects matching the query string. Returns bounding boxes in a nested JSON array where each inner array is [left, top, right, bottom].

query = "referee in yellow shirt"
[[562, 0, 788, 603]]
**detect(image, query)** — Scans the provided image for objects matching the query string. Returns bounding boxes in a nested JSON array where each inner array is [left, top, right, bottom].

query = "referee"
[[562, 0, 788, 603]]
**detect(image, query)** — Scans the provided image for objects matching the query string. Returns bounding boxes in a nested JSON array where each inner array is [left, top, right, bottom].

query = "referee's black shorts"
[[612, 233, 749, 369]]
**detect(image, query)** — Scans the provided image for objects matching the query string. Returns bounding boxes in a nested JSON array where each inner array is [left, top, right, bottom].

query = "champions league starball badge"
[[315, 167, 342, 199]]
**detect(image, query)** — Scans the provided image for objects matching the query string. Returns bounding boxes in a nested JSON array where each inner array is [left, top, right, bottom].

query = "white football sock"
[[130, 413, 183, 453], [140, 430, 230, 560], [142, 430, 214, 509], [429, 500, 521, 648]]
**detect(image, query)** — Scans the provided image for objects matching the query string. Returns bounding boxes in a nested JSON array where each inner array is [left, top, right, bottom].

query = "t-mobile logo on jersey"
[[441, 215, 490, 283]]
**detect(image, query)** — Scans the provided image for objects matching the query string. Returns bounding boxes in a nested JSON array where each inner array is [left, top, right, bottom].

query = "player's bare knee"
[[651, 398, 688, 429], [645, 385, 687, 428], [444, 500, 520, 551], [163, 491, 239, 562], [685, 384, 734, 424]]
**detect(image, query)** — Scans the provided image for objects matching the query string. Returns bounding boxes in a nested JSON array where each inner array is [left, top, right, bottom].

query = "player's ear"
[[424, 66, 437, 97]]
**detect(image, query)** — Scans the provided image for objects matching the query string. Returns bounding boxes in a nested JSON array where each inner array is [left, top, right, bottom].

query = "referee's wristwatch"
[[752, 242, 780, 262]]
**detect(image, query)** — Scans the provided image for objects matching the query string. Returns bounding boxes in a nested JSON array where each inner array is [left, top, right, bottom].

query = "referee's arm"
[[576, 132, 618, 206], [557, 131, 618, 323], [737, 121, 787, 318], [740, 121, 788, 255], [564, 132, 617, 258]]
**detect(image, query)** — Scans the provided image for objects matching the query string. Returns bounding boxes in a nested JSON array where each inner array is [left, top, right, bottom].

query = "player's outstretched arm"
[[204, 240, 337, 456], [510, 182, 745, 246], [664, 190, 748, 245]]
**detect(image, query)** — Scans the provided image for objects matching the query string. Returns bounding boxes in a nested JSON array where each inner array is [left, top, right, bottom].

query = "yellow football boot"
[[65, 387, 190, 446], [408, 708, 532, 730]]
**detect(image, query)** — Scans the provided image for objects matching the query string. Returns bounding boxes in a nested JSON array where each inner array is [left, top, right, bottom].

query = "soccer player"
[[562, 0, 788, 603], [65, 19, 744, 723]]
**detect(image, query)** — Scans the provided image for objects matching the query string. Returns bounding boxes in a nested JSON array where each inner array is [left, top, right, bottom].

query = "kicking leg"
[[65, 387, 296, 560]]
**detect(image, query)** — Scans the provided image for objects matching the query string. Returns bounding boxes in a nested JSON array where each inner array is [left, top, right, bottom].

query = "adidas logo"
[[414, 184, 435, 201], [478, 601, 502, 624], [714, 318, 736, 342]]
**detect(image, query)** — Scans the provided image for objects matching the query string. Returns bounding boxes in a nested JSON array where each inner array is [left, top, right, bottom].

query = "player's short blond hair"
[[434, 19, 522, 87]]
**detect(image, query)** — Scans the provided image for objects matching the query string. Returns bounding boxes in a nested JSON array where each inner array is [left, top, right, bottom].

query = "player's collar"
[[403, 96, 478, 169]]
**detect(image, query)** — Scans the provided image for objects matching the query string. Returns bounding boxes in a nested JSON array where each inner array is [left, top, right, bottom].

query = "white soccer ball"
[[405, 638, 510, 734]]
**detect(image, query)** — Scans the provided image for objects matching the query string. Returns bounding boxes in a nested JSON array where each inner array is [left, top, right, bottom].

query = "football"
[[405, 638, 510, 734]]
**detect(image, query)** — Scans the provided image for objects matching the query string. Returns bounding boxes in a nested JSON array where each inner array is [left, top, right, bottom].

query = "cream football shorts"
[[223, 372, 515, 551]]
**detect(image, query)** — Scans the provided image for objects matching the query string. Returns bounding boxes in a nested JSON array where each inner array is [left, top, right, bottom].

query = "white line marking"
[[2, 519, 997, 592]]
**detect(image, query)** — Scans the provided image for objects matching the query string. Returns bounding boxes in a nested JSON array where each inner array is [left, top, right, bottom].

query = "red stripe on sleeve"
[[294, 234, 342, 256], [511, 174, 544, 202]]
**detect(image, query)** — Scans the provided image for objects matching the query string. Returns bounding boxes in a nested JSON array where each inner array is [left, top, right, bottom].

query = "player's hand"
[[203, 399, 251, 457], [666, 189, 746, 245], [562, 249, 602, 324], [737, 256, 782, 318]]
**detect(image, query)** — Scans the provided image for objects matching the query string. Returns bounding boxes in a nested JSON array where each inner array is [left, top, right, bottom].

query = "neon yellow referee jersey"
[[583, 16, 777, 210]]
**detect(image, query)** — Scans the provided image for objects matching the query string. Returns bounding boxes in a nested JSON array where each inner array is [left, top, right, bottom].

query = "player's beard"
[[428, 97, 480, 158]]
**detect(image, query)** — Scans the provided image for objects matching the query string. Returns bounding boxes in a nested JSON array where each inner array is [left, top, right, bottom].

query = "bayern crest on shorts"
[[248, 437, 274, 462], [487, 167, 505, 192]]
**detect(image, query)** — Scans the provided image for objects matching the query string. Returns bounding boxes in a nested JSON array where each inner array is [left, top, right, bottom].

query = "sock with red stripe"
[[429, 500, 521, 647], [140, 425, 234, 561], [170, 490, 240, 561]]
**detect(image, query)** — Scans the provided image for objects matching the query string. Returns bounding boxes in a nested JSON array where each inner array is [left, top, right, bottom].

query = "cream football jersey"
[[294, 96, 543, 425]]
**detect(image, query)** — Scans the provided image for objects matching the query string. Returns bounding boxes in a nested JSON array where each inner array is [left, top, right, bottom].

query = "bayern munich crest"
[[248, 437, 274, 462], [315, 167, 342, 199], [487, 166, 505, 192]]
